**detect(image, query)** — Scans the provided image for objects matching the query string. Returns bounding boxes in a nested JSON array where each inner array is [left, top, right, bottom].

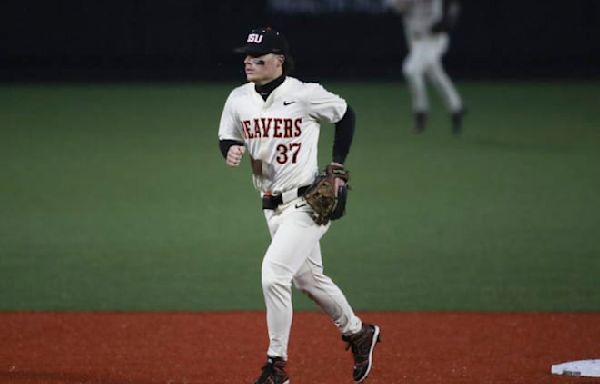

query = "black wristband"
[[219, 139, 244, 159]]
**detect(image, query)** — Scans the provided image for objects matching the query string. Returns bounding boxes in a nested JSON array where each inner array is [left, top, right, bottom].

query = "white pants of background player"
[[262, 196, 363, 360], [403, 33, 463, 113]]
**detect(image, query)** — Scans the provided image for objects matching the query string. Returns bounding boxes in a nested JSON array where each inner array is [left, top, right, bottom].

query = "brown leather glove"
[[304, 164, 350, 225]]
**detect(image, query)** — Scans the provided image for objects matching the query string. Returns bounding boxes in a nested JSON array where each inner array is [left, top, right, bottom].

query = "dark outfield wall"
[[0, 0, 598, 81]]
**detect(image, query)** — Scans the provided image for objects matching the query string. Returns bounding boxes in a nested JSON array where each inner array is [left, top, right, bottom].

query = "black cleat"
[[451, 108, 466, 135], [254, 356, 290, 384], [342, 324, 381, 383], [412, 112, 427, 134]]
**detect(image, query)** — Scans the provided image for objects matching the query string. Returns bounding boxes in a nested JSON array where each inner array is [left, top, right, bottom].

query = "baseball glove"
[[304, 164, 350, 225]]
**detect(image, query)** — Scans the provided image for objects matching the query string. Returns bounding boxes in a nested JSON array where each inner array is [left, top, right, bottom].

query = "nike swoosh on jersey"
[[283, 101, 296, 106], [295, 203, 307, 209]]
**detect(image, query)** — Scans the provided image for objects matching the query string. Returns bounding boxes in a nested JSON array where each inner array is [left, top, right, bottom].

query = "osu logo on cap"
[[247, 33, 263, 43]]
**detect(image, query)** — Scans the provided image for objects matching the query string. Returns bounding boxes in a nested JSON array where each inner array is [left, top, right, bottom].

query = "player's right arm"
[[218, 90, 246, 167]]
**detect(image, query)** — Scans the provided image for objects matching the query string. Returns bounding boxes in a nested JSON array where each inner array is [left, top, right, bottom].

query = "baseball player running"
[[386, 0, 465, 134], [218, 27, 381, 384]]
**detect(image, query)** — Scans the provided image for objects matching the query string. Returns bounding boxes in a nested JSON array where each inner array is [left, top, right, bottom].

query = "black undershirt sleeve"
[[332, 105, 356, 165], [219, 139, 244, 159]]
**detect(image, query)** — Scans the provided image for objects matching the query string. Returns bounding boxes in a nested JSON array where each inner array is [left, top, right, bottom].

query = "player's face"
[[244, 53, 284, 85]]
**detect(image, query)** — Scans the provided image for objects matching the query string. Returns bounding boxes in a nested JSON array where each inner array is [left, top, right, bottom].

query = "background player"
[[386, 0, 465, 134], [217, 27, 381, 384]]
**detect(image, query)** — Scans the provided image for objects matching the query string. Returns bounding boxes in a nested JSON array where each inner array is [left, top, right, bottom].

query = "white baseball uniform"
[[388, 0, 462, 113], [218, 76, 362, 360]]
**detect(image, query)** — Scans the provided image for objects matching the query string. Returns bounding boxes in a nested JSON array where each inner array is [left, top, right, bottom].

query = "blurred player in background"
[[386, 0, 465, 134]]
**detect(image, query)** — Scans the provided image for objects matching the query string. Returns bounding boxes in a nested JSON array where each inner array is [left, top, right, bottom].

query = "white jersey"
[[218, 76, 347, 195], [387, 0, 443, 40]]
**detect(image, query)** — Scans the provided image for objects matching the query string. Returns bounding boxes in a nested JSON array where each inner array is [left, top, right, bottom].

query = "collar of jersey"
[[254, 75, 286, 101]]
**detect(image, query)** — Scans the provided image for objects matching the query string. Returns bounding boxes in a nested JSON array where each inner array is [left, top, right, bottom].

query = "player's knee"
[[292, 268, 328, 293], [262, 261, 292, 293], [292, 276, 317, 301], [403, 61, 422, 79], [261, 274, 291, 296], [292, 273, 310, 292]]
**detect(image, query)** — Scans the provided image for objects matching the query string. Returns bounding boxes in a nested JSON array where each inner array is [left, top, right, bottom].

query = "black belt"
[[262, 185, 310, 210]]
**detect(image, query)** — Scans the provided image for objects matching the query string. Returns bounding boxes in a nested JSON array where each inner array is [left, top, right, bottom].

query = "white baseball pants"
[[403, 33, 463, 113], [261, 197, 363, 360]]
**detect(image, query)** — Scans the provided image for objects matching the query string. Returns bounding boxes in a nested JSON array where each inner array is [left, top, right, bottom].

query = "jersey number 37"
[[276, 143, 302, 164]]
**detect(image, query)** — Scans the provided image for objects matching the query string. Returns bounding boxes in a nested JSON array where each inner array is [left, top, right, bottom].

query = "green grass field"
[[1, 81, 599, 311]]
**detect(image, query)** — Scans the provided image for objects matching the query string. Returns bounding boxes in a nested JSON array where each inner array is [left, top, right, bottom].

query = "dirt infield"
[[1, 312, 599, 384]]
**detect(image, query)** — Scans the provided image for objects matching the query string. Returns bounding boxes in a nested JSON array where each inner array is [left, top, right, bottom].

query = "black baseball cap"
[[234, 27, 290, 56]]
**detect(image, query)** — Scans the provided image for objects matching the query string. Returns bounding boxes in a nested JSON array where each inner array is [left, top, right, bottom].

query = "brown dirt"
[[1, 311, 599, 384]]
